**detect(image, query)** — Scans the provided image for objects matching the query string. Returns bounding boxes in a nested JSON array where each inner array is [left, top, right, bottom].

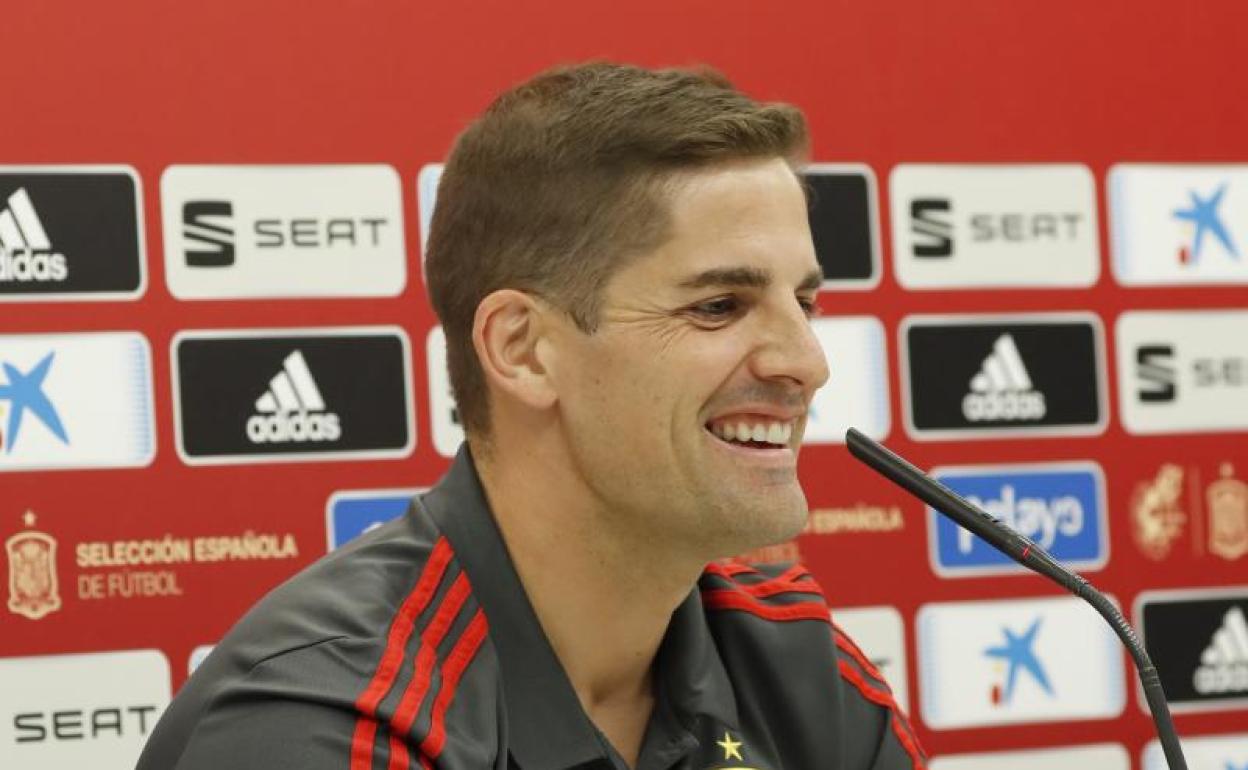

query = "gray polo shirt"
[[137, 448, 925, 769]]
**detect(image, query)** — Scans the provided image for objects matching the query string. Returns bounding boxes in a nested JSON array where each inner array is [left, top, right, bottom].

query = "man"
[[138, 62, 925, 770]]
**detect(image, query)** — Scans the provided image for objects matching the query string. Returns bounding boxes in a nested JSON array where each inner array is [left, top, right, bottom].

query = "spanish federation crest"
[[6, 511, 61, 620], [1208, 463, 1248, 561]]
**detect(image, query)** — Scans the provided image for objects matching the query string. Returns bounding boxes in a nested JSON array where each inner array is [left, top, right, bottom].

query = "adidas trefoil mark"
[[1194, 606, 1248, 695], [962, 334, 1047, 422], [245, 350, 341, 444], [0, 188, 67, 283]]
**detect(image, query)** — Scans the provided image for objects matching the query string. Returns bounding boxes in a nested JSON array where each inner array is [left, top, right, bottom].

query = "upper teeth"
[[709, 419, 793, 446]]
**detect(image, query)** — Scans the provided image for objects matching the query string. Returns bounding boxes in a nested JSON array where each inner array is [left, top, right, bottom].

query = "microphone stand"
[[844, 428, 1188, 770]]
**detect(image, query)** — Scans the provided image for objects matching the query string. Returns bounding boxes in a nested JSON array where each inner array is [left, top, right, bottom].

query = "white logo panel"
[[0, 332, 155, 471], [917, 596, 1125, 729], [1110, 164, 1248, 285], [161, 164, 407, 299], [890, 164, 1099, 289], [427, 326, 462, 458], [931, 743, 1130, 770], [1117, 310, 1248, 435], [417, 163, 443, 267], [0, 649, 170, 769], [803, 316, 890, 443], [833, 606, 909, 713], [1142, 733, 1248, 770]]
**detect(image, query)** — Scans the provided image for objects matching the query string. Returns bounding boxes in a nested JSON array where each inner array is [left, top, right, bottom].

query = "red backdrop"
[[3, 1, 1246, 767]]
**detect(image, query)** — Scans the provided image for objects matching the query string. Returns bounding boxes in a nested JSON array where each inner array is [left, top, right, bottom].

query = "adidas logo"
[[245, 351, 342, 444], [0, 188, 68, 283], [961, 334, 1047, 422], [1194, 605, 1248, 695]]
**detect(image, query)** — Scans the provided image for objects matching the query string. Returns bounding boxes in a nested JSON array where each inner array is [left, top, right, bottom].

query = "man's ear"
[[472, 289, 558, 411]]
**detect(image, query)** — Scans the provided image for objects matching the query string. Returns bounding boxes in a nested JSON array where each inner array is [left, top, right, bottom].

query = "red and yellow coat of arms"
[[6, 511, 62, 620]]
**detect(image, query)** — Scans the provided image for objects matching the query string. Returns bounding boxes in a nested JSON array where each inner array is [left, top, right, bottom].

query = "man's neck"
[[475, 437, 703, 765]]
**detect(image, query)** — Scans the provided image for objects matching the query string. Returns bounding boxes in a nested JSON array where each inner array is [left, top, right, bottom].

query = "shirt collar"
[[420, 446, 739, 769]]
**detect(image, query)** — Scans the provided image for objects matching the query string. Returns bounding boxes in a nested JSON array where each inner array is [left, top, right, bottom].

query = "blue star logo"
[[1173, 183, 1239, 263], [984, 617, 1053, 704], [0, 351, 69, 453]]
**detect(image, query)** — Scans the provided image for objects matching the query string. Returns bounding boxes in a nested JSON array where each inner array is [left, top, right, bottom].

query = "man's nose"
[[750, 303, 830, 391]]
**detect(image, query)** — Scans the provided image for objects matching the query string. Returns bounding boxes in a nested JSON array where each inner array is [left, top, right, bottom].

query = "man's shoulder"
[[220, 499, 447, 664], [697, 561, 926, 768], [137, 498, 492, 769]]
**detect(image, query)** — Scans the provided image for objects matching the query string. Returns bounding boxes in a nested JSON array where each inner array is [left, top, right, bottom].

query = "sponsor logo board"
[[928, 462, 1108, 577], [930, 743, 1130, 770], [901, 314, 1107, 440], [890, 164, 1099, 289], [804, 316, 890, 443], [0, 649, 170, 768], [173, 327, 414, 464], [1110, 164, 1248, 286], [1131, 461, 1246, 562], [326, 488, 421, 551], [0, 167, 145, 300], [161, 165, 406, 299], [1117, 310, 1248, 434], [803, 164, 881, 288], [0, 332, 155, 471], [917, 596, 1125, 729], [833, 606, 909, 713], [1142, 733, 1248, 770], [1136, 586, 1248, 713]]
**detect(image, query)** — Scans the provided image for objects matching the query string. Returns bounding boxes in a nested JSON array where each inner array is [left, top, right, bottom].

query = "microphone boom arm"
[[844, 428, 1188, 770]]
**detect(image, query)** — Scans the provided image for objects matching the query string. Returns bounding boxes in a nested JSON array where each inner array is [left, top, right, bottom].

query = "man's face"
[[549, 157, 829, 560]]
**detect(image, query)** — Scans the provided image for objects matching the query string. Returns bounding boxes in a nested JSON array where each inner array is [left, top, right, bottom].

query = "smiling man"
[[138, 63, 925, 770]]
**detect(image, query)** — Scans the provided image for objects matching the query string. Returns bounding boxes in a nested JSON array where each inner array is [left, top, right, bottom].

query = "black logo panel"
[[803, 169, 877, 283], [0, 170, 143, 296], [175, 331, 411, 462], [1140, 593, 1248, 710], [905, 317, 1104, 436]]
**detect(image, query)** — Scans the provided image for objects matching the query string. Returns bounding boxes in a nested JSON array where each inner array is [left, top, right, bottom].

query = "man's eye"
[[691, 296, 741, 319], [798, 296, 820, 318]]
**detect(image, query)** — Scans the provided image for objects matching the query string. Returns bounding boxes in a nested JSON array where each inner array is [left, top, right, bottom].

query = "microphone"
[[843, 428, 1188, 770]]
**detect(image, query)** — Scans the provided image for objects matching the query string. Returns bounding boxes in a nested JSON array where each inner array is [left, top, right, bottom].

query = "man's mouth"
[[705, 417, 794, 449]]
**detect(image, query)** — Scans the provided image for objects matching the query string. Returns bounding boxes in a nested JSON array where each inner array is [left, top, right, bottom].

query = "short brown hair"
[[425, 62, 809, 438]]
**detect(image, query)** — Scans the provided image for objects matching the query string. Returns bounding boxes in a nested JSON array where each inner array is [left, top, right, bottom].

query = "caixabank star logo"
[[5, 510, 61, 620]]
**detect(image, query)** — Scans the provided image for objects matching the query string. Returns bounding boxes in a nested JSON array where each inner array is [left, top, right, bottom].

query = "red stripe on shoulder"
[[832, 620, 889, 686], [390, 572, 474, 736], [701, 562, 828, 622], [351, 536, 455, 770], [837, 659, 927, 769], [421, 609, 489, 759], [701, 589, 830, 623]]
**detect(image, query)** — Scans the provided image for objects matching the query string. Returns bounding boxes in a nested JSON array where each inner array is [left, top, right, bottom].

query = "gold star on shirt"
[[717, 731, 744, 761]]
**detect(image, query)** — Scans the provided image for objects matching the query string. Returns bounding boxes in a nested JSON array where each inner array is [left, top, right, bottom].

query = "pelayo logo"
[[928, 462, 1108, 578]]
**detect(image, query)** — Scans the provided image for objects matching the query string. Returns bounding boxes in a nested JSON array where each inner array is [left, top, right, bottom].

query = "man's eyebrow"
[[797, 268, 825, 291], [678, 266, 771, 290]]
